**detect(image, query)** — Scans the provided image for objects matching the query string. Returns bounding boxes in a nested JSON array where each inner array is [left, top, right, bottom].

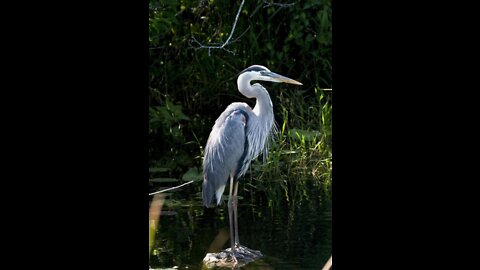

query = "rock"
[[202, 245, 263, 269]]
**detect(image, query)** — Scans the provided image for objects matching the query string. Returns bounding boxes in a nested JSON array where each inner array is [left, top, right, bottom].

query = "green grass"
[[240, 86, 332, 207]]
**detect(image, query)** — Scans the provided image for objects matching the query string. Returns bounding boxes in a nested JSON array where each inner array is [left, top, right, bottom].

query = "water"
[[149, 180, 331, 269]]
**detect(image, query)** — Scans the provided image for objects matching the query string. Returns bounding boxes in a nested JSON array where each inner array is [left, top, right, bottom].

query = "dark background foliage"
[[149, 0, 331, 180]]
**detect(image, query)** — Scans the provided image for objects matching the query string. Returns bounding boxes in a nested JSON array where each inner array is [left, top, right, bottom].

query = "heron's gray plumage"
[[203, 106, 250, 207], [202, 65, 301, 208]]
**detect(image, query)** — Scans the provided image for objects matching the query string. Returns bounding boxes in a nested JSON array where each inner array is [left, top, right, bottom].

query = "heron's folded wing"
[[202, 110, 248, 207]]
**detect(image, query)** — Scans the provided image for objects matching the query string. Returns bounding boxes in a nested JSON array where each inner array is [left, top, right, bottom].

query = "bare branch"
[[149, 180, 195, 196], [229, 26, 251, 44], [190, 0, 246, 56], [222, 0, 245, 46], [263, 1, 295, 8]]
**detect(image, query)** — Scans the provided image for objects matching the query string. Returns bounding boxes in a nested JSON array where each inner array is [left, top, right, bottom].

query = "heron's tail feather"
[[202, 178, 215, 208], [202, 176, 227, 208]]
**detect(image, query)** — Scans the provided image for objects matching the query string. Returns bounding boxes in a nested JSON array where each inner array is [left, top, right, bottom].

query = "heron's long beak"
[[262, 71, 303, 85]]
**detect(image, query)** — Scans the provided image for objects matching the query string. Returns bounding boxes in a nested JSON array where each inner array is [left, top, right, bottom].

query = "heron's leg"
[[227, 176, 235, 253], [233, 180, 240, 246]]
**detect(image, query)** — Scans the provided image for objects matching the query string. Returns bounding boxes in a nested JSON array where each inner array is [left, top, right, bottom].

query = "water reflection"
[[206, 228, 229, 253], [149, 179, 331, 270]]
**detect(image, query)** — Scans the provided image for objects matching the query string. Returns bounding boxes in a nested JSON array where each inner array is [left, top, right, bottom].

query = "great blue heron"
[[202, 65, 302, 259]]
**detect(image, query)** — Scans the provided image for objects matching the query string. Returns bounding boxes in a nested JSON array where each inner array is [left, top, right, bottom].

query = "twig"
[[149, 180, 195, 196], [190, 36, 235, 56], [229, 26, 251, 44], [222, 0, 245, 46], [263, 1, 295, 8], [190, 0, 246, 56]]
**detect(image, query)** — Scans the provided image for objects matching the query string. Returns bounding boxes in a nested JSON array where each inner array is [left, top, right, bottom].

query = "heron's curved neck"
[[237, 73, 273, 117]]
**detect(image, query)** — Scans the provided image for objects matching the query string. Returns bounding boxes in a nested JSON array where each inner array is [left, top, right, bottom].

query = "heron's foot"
[[225, 244, 263, 262], [202, 250, 240, 269], [217, 250, 239, 264]]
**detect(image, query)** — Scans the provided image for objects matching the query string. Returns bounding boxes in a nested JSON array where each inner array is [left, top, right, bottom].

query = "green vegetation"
[[246, 86, 332, 209], [149, 0, 331, 199]]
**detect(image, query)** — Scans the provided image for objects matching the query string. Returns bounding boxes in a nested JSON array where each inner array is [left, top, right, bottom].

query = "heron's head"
[[238, 65, 303, 86]]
